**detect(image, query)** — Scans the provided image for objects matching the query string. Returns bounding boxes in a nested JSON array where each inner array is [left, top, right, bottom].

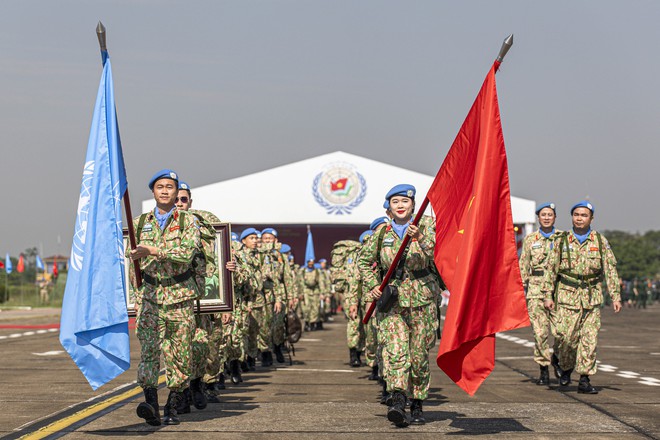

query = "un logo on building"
[[312, 162, 367, 215]]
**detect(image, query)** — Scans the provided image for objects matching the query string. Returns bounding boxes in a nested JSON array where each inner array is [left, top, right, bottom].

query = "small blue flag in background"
[[5, 253, 12, 274], [35, 255, 45, 271], [305, 226, 316, 264], [59, 52, 131, 390]]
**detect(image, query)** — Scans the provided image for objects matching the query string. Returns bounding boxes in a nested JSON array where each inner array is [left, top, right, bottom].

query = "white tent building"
[[142, 151, 535, 260]]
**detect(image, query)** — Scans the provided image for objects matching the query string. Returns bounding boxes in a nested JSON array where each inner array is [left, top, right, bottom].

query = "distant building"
[[142, 151, 535, 262], [43, 255, 68, 273]]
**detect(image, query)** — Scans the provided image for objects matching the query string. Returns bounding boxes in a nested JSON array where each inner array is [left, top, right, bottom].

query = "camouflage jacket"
[[234, 246, 265, 307], [258, 243, 285, 304], [187, 209, 221, 296], [542, 230, 621, 308], [131, 209, 201, 306], [298, 266, 326, 295], [519, 229, 563, 299], [357, 215, 439, 308]]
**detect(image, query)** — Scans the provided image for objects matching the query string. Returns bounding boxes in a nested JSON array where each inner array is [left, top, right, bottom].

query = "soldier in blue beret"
[[240, 228, 259, 241], [542, 199, 622, 394], [358, 182, 440, 427], [280, 244, 291, 253], [520, 202, 561, 386]]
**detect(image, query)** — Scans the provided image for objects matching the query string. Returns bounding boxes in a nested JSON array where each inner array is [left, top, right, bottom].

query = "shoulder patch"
[[142, 224, 153, 232]]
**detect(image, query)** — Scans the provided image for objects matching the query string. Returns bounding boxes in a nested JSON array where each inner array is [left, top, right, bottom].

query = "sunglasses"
[[175, 196, 189, 203]]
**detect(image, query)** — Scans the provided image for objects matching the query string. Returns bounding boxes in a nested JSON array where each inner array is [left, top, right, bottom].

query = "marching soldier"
[[300, 258, 326, 330], [519, 202, 562, 386], [542, 200, 622, 394], [130, 169, 201, 426], [358, 184, 440, 427], [333, 236, 363, 367]]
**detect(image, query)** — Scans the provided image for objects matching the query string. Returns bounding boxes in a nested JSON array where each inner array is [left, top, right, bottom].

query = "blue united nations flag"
[[59, 52, 131, 390]]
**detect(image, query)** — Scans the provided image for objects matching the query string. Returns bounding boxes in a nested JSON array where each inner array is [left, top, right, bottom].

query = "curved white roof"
[[142, 151, 535, 226]]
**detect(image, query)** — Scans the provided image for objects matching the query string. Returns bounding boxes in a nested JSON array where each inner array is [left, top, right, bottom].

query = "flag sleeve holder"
[[97, 21, 142, 289], [362, 34, 513, 325]]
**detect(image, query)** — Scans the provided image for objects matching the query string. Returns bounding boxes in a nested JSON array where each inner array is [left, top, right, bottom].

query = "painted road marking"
[[17, 375, 166, 440], [32, 351, 65, 356], [497, 332, 659, 388], [0, 328, 59, 342]]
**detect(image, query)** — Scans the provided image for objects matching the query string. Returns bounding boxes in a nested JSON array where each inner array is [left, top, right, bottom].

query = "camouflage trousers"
[[191, 313, 212, 379], [555, 305, 601, 376], [136, 299, 195, 391], [225, 307, 247, 362], [271, 305, 287, 347], [380, 302, 437, 400], [304, 291, 321, 324], [261, 302, 274, 351], [346, 306, 365, 350], [526, 298, 558, 366], [363, 308, 380, 368], [246, 306, 269, 358], [203, 314, 227, 384]]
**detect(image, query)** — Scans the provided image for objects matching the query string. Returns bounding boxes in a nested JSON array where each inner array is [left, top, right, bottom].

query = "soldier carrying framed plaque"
[[124, 222, 234, 317]]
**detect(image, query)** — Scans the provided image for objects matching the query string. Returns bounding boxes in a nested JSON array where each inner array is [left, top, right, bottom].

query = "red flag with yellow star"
[[428, 61, 529, 396]]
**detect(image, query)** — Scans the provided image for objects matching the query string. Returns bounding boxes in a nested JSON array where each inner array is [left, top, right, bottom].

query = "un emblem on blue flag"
[[70, 160, 95, 272], [312, 162, 367, 215]]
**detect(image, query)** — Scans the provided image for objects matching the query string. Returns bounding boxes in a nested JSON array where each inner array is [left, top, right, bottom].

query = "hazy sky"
[[1, 1, 659, 258]]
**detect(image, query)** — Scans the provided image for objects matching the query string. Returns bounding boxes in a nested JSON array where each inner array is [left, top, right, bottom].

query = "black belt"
[[531, 270, 545, 276], [143, 270, 193, 287], [403, 269, 432, 281], [558, 273, 602, 289]]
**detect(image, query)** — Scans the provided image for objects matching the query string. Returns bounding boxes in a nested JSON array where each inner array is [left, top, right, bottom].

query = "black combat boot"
[[410, 399, 426, 425], [274, 344, 286, 363], [368, 365, 379, 381], [177, 388, 192, 414], [203, 381, 221, 404], [559, 368, 573, 386], [317, 321, 324, 330], [189, 378, 207, 410], [349, 348, 361, 367], [356, 350, 363, 366], [380, 381, 389, 405], [536, 365, 550, 386], [387, 391, 410, 428], [247, 356, 256, 370], [230, 360, 243, 384], [163, 391, 183, 425], [261, 351, 273, 367], [551, 353, 563, 381], [304, 322, 311, 332], [577, 375, 598, 394], [216, 373, 226, 390], [136, 387, 161, 426]]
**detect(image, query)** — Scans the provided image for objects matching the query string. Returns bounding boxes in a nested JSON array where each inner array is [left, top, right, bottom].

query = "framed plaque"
[[124, 222, 234, 317]]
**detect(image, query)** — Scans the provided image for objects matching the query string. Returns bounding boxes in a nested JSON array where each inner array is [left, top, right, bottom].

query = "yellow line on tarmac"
[[20, 375, 166, 440]]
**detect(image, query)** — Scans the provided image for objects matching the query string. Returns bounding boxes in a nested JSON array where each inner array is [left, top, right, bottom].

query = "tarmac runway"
[[0, 304, 658, 439]]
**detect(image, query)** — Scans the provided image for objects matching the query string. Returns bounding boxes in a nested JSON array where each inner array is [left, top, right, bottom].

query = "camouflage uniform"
[[258, 243, 285, 353], [519, 229, 562, 367], [300, 266, 326, 326], [132, 209, 201, 392], [542, 230, 621, 376], [342, 252, 365, 352], [235, 246, 267, 359], [357, 216, 439, 400], [186, 209, 225, 387]]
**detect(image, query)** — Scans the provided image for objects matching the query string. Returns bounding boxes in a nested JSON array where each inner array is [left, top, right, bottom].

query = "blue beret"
[[178, 181, 191, 191], [148, 169, 179, 190], [280, 244, 291, 253], [359, 230, 374, 243], [385, 184, 416, 201], [383, 200, 390, 210], [261, 228, 278, 237], [535, 202, 556, 215], [255, 230, 262, 238], [313, 263, 321, 269], [370, 216, 388, 230], [231, 232, 239, 242], [240, 228, 259, 241], [288, 254, 294, 261], [319, 258, 327, 263], [571, 200, 594, 214]]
